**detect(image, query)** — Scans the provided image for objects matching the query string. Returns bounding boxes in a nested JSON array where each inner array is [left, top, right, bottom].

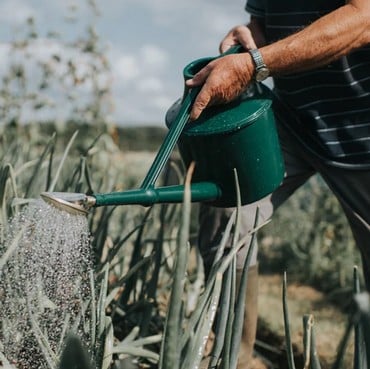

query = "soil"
[[256, 274, 354, 369]]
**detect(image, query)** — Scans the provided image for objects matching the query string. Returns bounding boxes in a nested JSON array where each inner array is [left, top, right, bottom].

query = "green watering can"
[[41, 46, 284, 216]]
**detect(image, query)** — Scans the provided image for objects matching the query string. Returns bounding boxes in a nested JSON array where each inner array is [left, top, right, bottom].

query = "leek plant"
[[0, 127, 161, 369], [283, 266, 370, 369], [1, 124, 370, 369]]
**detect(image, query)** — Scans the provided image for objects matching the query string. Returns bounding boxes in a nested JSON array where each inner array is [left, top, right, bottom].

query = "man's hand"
[[186, 53, 254, 121], [186, 23, 262, 121], [219, 25, 258, 53]]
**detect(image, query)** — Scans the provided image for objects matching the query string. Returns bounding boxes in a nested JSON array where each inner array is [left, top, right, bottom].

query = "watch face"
[[255, 67, 270, 82]]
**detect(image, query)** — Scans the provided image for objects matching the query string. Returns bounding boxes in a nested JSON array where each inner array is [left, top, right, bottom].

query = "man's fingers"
[[219, 41, 238, 54], [189, 90, 211, 121], [186, 66, 211, 88], [239, 32, 257, 50]]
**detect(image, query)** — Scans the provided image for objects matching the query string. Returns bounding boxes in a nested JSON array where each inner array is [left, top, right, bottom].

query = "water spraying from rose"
[[0, 199, 93, 369]]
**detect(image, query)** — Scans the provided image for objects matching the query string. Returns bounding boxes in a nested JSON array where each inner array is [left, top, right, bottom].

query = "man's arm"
[[262, 0, 370, 74], [187, 0, 370, 120]]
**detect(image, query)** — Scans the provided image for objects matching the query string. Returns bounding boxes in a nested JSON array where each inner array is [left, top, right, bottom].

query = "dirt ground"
[[256, 274, 354, 369]]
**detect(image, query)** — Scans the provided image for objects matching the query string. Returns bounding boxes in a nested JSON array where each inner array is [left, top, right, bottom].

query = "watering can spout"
[[40, 192, 96, 216], [93, 182, 222, 207], [41, 182, 222, 215]]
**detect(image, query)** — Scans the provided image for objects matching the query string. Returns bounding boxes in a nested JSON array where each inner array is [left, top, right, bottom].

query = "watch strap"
[[248, 48, 270, 81], [248, 49, 265, 69]]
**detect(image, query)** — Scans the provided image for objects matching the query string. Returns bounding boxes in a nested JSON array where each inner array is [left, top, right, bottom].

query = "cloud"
[[137, 77, 164, 93], [111, 44, 169, 83], [0, 43, 11, 75], [140, 45, 169, 71], [0, 0, 37, 25], [108, 43, 173, 125], [113, 55, 140, 82], [151, 95, 174, 110]]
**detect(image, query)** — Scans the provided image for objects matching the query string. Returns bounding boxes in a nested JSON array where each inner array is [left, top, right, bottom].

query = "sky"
[[0, 0, 249, 127]]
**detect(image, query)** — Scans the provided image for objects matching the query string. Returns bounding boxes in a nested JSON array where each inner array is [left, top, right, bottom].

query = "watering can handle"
[[221, 44, 245, 55], [140, 87, 198, 189], [140, 45, 245, 190]]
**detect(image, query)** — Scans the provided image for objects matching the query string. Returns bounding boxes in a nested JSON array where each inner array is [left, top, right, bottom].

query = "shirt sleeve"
[[245, 0, 265, 18]]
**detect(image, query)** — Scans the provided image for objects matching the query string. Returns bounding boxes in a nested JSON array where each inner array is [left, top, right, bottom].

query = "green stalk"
[[353, 266, 366, 369], [112, 346, 160, 362], [0, 225, 26, 272], [331, 319, 354, 369], [159, 162, 193, 369], [229, 208, 259, 369], [180, 210, 237, 351], [57, 313, 71, 353], [353, 294, 370, 369], [282, 272, 296, 369], [89, 270, 97, 351], [97, 263, 109, 338], [102, 317, 114, 369], [302, 314, 313, 369], [218, 170, 244, 369], [186, 273, 223, 369], [26, 299, 58, 369], [309, 318, 321, 369], [48, 131, 79, 192], [25, 132, 56, 197], [210, 266, 232, 368], [220, 262, 236, 369], [0, 163, 19, 230]]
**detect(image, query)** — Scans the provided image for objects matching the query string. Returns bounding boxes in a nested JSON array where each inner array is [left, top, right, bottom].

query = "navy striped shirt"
[[246, 0, 370, 168]]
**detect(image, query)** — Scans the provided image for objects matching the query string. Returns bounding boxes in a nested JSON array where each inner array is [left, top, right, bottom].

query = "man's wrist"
[[248, 48, 270, 82]]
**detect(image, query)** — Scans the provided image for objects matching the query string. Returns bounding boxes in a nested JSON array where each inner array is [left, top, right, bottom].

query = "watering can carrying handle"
[[140, 44, 246, 190]]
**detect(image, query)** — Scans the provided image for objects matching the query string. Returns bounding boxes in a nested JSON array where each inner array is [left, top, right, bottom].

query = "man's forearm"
[[187, 1, 370, 120], [259, 2, 370, 75]]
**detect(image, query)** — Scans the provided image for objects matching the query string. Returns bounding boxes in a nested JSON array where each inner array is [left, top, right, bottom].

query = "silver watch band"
[[248, 48, 270, 82], [248, 49, 265, 69]]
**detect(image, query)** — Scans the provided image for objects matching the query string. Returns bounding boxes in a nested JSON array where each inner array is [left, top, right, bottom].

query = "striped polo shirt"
[[246, 0, 370, 168]]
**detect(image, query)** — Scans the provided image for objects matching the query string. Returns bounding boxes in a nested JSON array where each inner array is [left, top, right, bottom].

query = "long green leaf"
[[89, 270, 97, 351], [309, 317, 321, 369], [282, 272, 296, 369], [0, 225, 26, 271], [353, 266, 366, 369], [159, 163, 193, 369], [26, 299, 58, 369], [229, 208, 259, 369], [186, 273, 222, 369], [25, 132, 56, 197], [102, 317, 114, 369], [97, 263, 109, 338], [210, 266, 233, 369], [302, 314, 313, 369], [48, 131, 79, 192]]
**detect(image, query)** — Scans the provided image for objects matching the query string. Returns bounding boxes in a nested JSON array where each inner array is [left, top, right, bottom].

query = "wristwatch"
[[248, 49, 270, 82]]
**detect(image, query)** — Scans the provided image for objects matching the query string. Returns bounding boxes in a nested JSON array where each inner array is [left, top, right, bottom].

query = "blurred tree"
[[0, 0, 114, 131]]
